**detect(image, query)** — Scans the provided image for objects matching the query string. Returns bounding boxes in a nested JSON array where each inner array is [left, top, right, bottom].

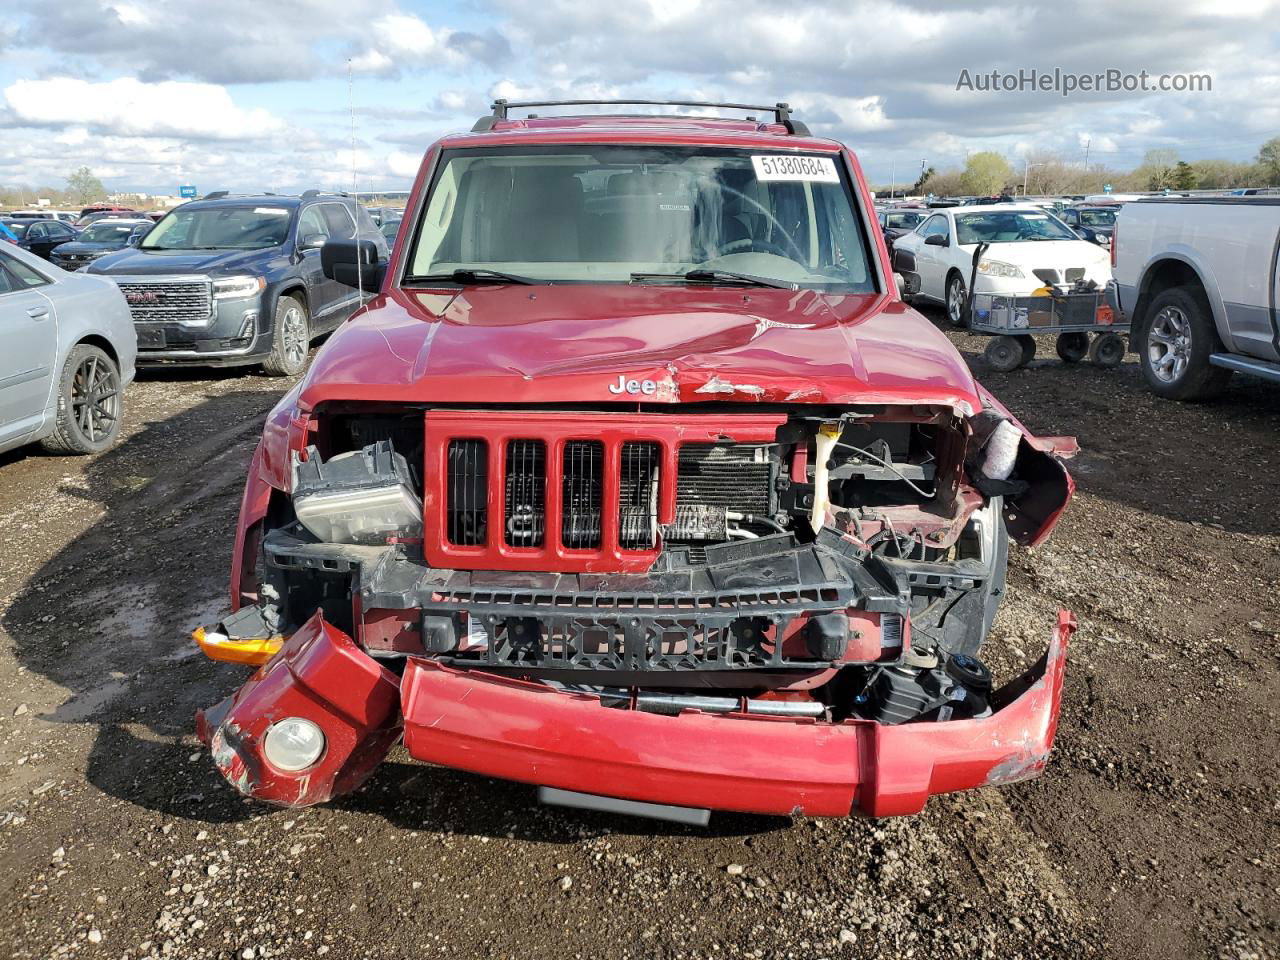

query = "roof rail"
[[471, 99, 811, 136]]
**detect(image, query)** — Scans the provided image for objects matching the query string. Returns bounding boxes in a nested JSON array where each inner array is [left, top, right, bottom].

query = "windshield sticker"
[[1024, 213, 1049, 219], [253, 207, 289, 215], [751, 155, 840, 183]]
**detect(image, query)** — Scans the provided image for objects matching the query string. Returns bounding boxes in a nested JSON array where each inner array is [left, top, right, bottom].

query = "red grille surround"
[[423, 412, 786, 573]]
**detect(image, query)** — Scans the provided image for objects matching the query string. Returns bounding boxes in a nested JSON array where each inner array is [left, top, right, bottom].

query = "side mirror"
[[321, 238, 386, 293], [924, 233, 948, 247], [894, 273, 906, 297], [300, 233, 327, 251]]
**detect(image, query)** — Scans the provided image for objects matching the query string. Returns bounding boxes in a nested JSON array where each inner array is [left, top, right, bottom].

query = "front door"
[[0, 251, 58, 446]]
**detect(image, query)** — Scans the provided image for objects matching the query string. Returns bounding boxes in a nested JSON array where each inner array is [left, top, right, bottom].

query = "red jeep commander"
[[196, 100, 1075, 822]]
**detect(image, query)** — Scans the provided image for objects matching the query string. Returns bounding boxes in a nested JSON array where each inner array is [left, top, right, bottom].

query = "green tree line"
[[875, 137, 1280, 197]]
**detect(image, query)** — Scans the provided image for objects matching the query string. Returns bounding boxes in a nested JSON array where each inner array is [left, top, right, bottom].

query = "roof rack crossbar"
[[472, 99, 809, 135]]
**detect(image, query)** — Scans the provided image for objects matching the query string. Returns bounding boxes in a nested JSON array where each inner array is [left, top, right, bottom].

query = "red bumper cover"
[[199, 609, 1073, 816], [402, 610, 1074, 817], [196, 611, 402, 807]]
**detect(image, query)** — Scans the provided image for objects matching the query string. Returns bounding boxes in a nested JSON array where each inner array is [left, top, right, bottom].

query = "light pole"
[[889, 160, 895, 199], [919, 158, 927, 194], [1022, 160, 1043, 196]]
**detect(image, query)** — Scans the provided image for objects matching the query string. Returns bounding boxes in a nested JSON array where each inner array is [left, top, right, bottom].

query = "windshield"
[[381, 218, 402, 240], [884, 212, 924, 229], [406, 145, 875, 290], [81, 221, 142, 242], [141, 204, 291, 250], [1078, 208, 1117, 227], [954, 210, 1079, 245]]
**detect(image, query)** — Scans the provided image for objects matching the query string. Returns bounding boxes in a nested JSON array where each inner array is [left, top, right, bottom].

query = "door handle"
[[26, 306, 49, 320]]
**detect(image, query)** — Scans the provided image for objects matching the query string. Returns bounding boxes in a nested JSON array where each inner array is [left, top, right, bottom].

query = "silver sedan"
[[0, 242, 137, 456]]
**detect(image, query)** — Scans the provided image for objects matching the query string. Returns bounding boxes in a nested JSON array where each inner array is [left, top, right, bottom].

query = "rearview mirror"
[[924, 233, 948, 247], [321, 238, 386, 293]]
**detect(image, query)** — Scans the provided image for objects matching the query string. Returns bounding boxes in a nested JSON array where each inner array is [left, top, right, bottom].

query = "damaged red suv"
[[196, 100, 1076, 822]]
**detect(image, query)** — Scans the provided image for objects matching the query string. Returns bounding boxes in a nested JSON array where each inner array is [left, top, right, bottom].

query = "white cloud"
[[387, 150, 423, 178], [4, 77, 284, 140]]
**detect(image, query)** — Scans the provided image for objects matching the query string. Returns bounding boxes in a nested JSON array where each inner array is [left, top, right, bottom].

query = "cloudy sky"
[[1, 0, 1277, 196]]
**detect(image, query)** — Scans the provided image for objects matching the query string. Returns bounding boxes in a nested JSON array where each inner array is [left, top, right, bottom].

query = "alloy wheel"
[[71, 354, 120, 444], [1147, 305, 1191, 383], [282, 306, 308, 367]]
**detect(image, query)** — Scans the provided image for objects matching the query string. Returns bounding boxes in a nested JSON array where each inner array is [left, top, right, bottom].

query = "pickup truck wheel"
[[946, 273, 968, 327], [1139, 288, 1231, 399], [1055, 331, 1089, 363], [40, 345, 123, 455], [1088, 332, 1125, 368], [262, 296, 310, 377], [984, 335, 1023, 372]]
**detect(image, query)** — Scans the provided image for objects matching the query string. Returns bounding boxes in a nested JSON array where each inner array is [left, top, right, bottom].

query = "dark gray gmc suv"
[[88, 192, 387, 376]]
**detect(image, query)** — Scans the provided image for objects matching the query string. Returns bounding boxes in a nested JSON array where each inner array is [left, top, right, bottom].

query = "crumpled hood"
[[87, 245, 282, 276], [297, 284, 982, 414]]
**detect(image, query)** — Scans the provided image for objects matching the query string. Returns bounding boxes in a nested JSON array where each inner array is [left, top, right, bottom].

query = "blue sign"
[[1103, 183, 1113, 194], [178, 185, 197, 198]]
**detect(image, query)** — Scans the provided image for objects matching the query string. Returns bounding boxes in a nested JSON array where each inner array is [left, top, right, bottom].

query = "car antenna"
[[347, 57, 363, 296]]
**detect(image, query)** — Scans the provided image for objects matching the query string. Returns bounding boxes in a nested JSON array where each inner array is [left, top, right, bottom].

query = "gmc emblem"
[[125, 290, 165, 305]]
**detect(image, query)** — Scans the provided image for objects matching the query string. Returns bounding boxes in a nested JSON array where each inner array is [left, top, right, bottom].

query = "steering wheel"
[[716, 186, 809, 262], [719, 236, 793, 258]]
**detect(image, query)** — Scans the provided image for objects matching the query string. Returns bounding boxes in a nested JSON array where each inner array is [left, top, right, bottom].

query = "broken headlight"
[[292, 440, 422, 545]]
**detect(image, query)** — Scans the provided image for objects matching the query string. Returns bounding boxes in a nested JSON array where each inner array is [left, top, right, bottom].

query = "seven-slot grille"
[[113, 278, 213, 324]]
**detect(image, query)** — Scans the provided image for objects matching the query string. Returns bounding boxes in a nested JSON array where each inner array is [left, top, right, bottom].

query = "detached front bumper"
[[197, 609, 1074, 817]]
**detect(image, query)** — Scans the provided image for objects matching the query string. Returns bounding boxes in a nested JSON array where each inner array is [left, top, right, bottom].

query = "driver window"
[[922, 215, 949, 240], [297, 205, 328, 242]]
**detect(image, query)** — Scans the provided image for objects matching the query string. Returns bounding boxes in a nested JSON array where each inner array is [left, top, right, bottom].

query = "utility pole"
[[889, 160, 895, 199], [1023, 159, 1040, 196], [919, 158, 927, 193], [1083, 137, 1091, 171]]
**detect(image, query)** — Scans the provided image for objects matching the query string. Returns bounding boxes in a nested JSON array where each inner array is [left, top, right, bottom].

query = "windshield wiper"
[[405, 268, 540, 286], [630, 269, 797, 290]]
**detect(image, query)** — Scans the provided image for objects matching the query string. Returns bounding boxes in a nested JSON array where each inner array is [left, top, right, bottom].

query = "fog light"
[[263, 717, 325, 771]]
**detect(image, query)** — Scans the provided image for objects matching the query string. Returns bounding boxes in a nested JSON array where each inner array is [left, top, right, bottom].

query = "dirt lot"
[[1, 315, 1277, 960]]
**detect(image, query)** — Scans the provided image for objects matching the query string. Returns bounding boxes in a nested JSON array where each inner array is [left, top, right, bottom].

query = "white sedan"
[[892, 205, 1113, 325]]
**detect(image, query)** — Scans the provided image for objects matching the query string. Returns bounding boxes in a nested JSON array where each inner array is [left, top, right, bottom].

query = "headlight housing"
[[977, 259, 1024, 279], [291, 441, 423, 545], [212, 275, 266, 300]]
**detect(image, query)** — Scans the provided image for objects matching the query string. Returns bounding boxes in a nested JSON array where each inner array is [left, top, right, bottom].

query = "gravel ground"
[[0, 316, 1277, 960]]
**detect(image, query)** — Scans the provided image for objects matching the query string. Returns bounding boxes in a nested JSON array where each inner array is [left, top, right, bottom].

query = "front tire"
[[262, 295, 311, 377], [1138, 288, 1231, 399], [40, 344, 123, 455], [946, 273, 968, 327]]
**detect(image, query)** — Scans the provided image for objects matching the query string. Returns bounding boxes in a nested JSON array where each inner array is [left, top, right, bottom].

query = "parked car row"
[[0, 191, 391, 461]]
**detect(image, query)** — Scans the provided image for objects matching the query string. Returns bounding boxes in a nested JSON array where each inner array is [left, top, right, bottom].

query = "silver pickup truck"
[[1114, 197, 1280, 399]]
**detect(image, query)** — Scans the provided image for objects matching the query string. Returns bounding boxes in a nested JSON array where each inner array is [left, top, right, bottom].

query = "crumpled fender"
[[976, 385, 1076, 547], [196, 611, 401, 807]]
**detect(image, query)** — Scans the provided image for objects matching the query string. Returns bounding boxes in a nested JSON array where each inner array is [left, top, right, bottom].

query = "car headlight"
[[977, 259, 1024, 279], [262, 718, 326, 772], [291, 441, 423, 545], [212, 275, 266, 300]]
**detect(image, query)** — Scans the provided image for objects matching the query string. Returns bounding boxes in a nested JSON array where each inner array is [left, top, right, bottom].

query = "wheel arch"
[[1132, 251, 1230, 351], [74, 333, 119, 366], [273, 282, 309, 317]]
